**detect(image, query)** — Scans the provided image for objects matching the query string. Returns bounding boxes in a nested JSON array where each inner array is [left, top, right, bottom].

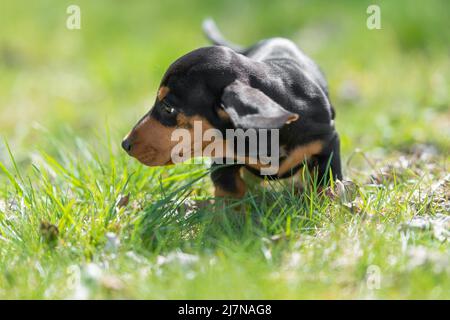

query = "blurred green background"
[[0, 0, 449, 300], [1, 0, 449, 164]]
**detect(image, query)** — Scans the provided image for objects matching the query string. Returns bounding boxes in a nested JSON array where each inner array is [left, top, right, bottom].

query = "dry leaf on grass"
[[40, 221, 59, 244], [116, 193, 130, 208]]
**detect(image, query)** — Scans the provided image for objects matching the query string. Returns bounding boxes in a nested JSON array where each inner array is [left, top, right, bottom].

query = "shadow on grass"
[[133, 166, 332, 253]]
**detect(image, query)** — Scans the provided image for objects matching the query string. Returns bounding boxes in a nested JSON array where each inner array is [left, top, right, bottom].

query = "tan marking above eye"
[[157, 86, 170, 101], [277, 140, 323, 177]]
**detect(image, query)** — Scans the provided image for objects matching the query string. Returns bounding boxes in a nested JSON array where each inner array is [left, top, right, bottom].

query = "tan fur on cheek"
[[177, 114, 216, 147], [277, 140, 323, 177], [176, 113, 193, 129]]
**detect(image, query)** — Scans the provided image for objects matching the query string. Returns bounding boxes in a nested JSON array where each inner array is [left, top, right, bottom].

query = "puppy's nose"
[[121, 138, 132, 153]]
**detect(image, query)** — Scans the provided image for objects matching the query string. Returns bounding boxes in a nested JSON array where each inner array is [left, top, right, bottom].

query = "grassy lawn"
[[0, 0, 449, 299]]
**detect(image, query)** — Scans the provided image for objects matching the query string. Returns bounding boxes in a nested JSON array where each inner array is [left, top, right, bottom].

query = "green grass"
[[0, 0, 449, 299]]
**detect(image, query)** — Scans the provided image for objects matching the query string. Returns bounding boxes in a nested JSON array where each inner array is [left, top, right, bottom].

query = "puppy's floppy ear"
[[220, 80, 299, 129]]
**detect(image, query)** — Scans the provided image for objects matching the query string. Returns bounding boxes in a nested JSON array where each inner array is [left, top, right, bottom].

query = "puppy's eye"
[[161, 102, 176, 114]]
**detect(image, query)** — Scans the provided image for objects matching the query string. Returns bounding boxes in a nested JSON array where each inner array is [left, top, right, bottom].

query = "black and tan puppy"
[[122, 19, 342, 198]]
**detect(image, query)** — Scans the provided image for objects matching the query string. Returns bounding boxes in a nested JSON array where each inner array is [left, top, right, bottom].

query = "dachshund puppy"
[[122, 19, 342, 198]]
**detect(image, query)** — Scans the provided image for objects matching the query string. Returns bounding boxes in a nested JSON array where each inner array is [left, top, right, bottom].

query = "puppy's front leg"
[[211, 163, 246, 198]]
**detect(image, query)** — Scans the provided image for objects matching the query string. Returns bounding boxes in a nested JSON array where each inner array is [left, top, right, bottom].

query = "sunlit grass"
[[0, 131, 448, 299], [0, 0, 449, 299]]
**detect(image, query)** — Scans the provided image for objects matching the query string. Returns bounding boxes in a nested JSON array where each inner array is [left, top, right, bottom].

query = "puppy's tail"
[[202, 18, 245, 53]]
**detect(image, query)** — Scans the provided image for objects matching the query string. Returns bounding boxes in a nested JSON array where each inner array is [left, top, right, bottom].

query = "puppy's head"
[[122, 46, 298, 167]]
